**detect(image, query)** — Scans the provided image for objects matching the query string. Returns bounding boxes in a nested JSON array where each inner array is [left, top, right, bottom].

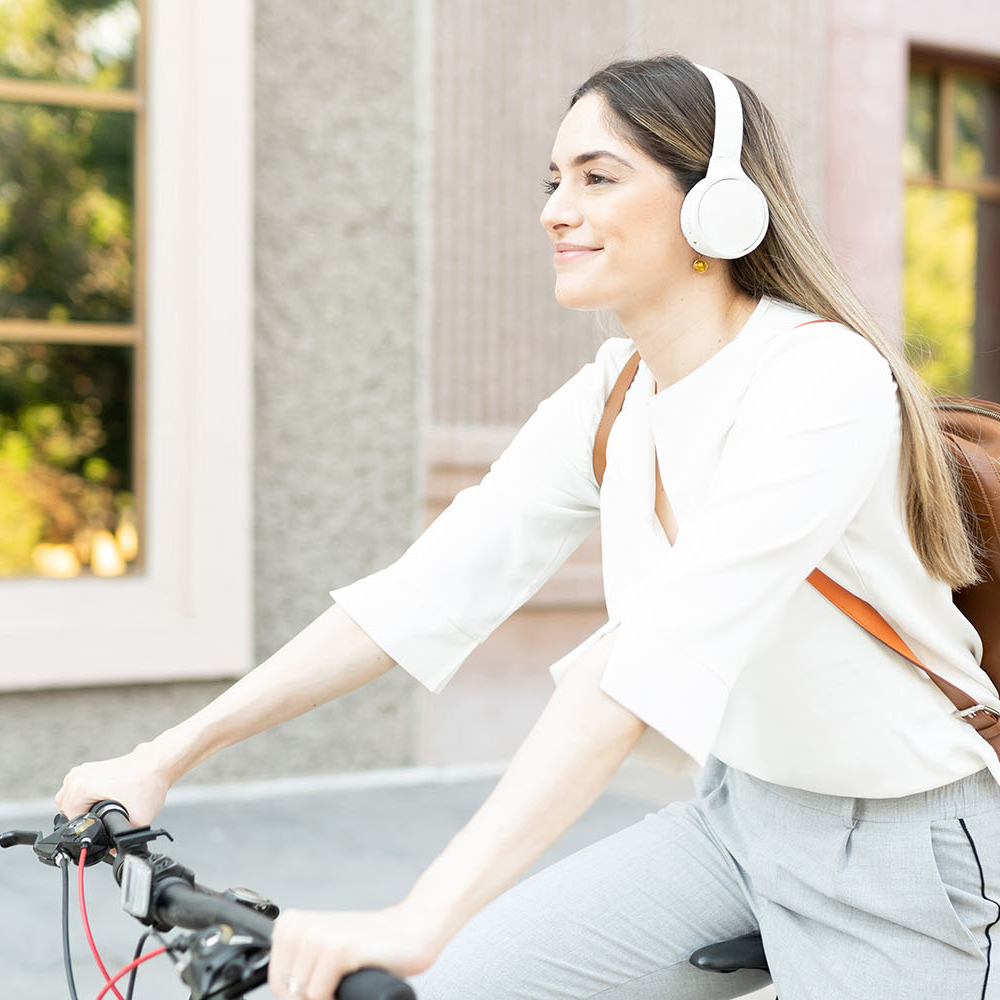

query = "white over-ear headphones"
[[679, 64, 769, 260]]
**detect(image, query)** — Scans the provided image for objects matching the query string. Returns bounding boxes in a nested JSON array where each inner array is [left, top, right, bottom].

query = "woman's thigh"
[[410, 792, 770, 1000], [720, 766, 1000, 1000], [760, 805, 1000, 999]]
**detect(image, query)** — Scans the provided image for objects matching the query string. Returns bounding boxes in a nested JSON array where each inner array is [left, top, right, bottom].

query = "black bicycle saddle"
[[689, 932, 770, 973]]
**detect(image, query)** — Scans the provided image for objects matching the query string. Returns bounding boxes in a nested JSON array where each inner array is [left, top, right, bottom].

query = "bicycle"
[[2, 794, 778, 999], [1, 800, 414, 1000]]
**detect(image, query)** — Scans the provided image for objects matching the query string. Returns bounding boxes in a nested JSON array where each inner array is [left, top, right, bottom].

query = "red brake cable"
[[94, 947, 168, 1000], [78, 846, 127, 1000]]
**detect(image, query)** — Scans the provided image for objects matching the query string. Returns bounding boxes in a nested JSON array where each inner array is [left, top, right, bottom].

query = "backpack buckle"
[[957, 704, 998, 719]]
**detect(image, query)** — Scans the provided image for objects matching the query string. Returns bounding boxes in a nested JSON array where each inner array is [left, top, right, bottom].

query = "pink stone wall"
[[827, 0, 1000, 340]]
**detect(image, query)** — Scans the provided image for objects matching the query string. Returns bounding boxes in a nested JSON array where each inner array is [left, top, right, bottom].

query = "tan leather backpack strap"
[[807, 569, 1000, 756], [593, 351, 641, 487]]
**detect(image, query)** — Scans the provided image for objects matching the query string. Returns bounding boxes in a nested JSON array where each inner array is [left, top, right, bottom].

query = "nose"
[[539, 181, 583, 234]]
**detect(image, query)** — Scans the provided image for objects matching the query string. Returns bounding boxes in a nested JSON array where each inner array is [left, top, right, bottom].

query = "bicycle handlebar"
[[154, 880, 275, 938], [3, 800, 416, 1000], [153, 880, 414, 1000]]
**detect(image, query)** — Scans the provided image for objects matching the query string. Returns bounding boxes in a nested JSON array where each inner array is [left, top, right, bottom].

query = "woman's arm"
[[267, 631, 646, 1000], [56, 604, 394, 824], [55, 341, 622, 827]]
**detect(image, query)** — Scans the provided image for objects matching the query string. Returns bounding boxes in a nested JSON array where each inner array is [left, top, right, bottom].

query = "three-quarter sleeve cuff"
[[599, 627, 731, 768], [332, 568, 481, 693]]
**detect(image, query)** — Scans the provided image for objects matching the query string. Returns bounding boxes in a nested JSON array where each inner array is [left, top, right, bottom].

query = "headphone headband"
[[694, 64, 744, 167]]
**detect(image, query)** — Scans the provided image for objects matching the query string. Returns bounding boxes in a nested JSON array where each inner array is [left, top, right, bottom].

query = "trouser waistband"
[[723, 762, 999, 824]]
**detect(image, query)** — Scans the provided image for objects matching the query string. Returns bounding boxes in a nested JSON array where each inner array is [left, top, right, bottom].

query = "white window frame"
[[0, 0, 253, 689]]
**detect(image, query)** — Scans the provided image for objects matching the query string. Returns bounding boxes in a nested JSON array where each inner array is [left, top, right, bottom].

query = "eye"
[[542, 177, 559, 195], [583, 171, 612, 186]]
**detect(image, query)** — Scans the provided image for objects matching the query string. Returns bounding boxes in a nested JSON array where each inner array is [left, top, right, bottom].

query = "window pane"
[[952, 75, 1000, 179], [904, 186, 976, 396], [0, 101, 134, 321], [0, 342, 137, 577], [905, 71, 939, 176], [0, 0, 139, 90]]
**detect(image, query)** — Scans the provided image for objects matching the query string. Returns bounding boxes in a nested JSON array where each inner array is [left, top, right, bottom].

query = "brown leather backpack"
[[592, 351, 1000, 761]]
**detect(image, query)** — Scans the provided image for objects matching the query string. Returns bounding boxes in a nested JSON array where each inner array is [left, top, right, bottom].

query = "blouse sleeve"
[[331, 338, 633, 691], [599, 324, 901, 766]]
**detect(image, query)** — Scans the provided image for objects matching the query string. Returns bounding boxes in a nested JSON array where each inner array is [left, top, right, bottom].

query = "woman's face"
[[541, 93, 693, 319]]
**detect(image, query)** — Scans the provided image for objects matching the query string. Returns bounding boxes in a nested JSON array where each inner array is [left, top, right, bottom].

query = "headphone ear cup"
[[680, 177, 716, 256], [681, 174, 769, 260]]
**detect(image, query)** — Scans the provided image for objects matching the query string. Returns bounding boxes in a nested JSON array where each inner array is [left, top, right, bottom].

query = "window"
[[1, 1, 253, 689], [904, 54, 1000, 399], [0, 0, 144, 578]]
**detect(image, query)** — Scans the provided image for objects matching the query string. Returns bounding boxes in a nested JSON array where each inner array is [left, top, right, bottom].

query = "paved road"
[[0, 765, 774, 998]]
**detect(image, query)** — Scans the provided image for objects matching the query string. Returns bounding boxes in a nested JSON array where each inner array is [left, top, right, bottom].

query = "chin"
[[553, 281, 605, 312]]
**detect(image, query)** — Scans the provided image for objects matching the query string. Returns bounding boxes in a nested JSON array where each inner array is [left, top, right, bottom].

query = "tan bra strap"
[[593, 351, 641, 487]]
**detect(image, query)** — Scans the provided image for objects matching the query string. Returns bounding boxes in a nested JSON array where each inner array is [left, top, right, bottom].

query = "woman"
[[57, 55, 1000, 999]]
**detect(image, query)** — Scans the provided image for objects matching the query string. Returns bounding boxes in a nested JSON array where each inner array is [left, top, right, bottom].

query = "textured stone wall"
[[0, 677, 411, 801], [429, 0, 829, 428], [250, 0, 421, 767]]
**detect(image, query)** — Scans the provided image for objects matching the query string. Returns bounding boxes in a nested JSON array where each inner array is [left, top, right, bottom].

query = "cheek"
[[609, 196, 684, 264], [615, 220, 684, 280]]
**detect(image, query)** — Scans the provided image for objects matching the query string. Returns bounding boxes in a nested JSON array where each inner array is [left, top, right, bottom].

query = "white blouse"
[[333, 297, 1000, 797]]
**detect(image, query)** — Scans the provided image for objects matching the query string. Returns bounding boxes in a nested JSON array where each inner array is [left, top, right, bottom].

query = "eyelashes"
[[541, 172, 613, 196]]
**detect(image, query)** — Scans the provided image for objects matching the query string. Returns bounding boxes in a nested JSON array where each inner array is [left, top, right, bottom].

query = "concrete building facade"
[[2, 0, 998, 799]]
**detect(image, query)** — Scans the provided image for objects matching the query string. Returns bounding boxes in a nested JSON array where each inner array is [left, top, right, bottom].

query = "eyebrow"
[[548, 150, 635, 172]]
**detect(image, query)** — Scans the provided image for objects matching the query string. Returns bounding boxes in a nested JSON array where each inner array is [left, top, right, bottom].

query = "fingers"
[[272, 963, 315, 1000], [269, 912, 350, 1000], [267, 907, 430, 1000], [52, 752, 169, 828], [286, 948, 318, 1000], [272, 962, 342, 1000], [54, 770, 86, 819], [303, 953, 344, 1000], [269, 914, 307, 998], [56, 764, 104, 820]]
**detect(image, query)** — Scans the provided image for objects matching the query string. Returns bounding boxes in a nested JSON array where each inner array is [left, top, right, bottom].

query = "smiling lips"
[[553, 243, 602, 264]]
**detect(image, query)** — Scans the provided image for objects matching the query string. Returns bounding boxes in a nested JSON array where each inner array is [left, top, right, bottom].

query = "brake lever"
[[31, 813, 113, 867], [0, 830, 41, 849]]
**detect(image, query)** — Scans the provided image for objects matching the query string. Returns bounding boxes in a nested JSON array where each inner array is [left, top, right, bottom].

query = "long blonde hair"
[[572, 54, 979, 589]]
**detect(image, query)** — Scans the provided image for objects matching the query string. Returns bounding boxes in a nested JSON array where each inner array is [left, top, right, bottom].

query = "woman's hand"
[[55, 742, 174, 826], [268, 903, 437, 1000]]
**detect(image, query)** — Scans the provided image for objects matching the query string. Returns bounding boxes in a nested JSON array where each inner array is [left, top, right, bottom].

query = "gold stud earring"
[[693, 256, 708, 273]]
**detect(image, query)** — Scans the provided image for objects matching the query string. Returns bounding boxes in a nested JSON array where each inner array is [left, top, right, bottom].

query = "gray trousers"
[[411, 757, 1000, 999]]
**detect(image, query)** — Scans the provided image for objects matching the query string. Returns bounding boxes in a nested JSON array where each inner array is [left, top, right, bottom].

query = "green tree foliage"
[[903, 185, 976, 396], [0, 0, 137, 88], [0, 0, 136, 321], [0, 101, 133, 321], [0, 344, 134, 574], [0, 0, 138, 575]]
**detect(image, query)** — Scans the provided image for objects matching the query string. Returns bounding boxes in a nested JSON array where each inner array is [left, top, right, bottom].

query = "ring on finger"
[[283, 974, 305, 997]]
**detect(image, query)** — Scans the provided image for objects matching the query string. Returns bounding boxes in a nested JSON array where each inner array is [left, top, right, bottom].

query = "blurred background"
[[0, 0, 999, 800]]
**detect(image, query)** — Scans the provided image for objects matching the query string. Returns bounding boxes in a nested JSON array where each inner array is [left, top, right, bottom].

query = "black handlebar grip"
[[90, 800, 132, 840], [336, 969, 415, 1000]]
